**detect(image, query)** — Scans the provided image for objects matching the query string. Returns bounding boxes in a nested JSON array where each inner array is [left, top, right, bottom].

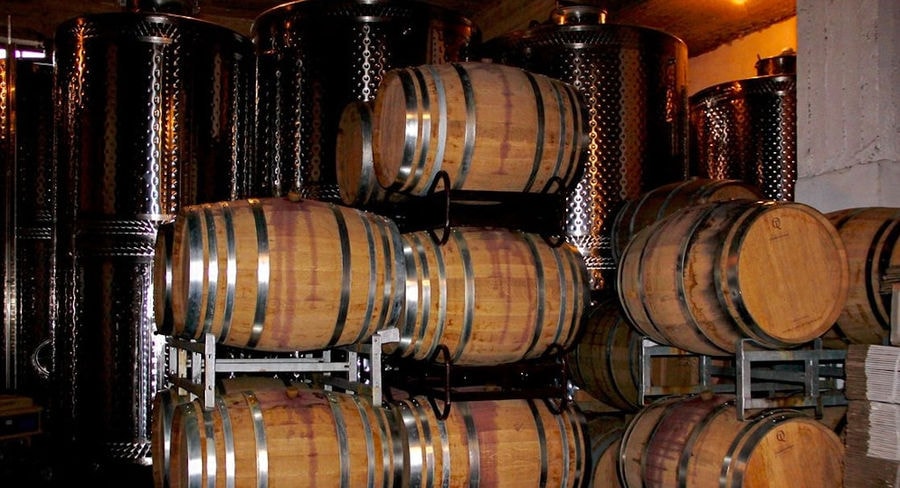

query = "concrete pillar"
[[795, 0, 900, 212]]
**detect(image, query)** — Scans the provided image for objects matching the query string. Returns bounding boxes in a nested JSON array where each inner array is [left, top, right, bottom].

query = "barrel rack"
[[385, 344, 572, 420], [637, 337, 848, 420], [163, 327, 400, 410], [358, 170, 569, 240]]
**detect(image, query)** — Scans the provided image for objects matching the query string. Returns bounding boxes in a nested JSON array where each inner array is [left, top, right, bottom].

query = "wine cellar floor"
[[0, 437, 153, 487]]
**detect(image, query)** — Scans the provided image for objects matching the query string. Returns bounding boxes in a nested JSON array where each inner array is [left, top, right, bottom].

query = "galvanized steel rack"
[[385, 343, 572, 420], [163, 327, 400, 410], [357, 170, 570, 240], [638, 337, 848, 420]]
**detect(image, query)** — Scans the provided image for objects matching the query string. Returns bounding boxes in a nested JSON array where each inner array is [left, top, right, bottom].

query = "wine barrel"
[[151, 388, 189, 488], [158, 197, 406, 352], [609, 177, 762, 261], [617, 199, 849, 354], [150, 377, 291, 488], [567, 301, 642, 411], [371, 61, 587, 196], [389, 227, 590, 366], [336, 101, 385, 207], [618, 393, 844, 488], [168, 387, 398, 488], [825, 207, 900, 346], [393, 396, 588, 488], [617, 396, 677, 488], [588, 425, 625, 488]]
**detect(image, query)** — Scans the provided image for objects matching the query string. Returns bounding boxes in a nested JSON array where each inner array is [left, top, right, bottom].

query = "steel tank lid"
[[55, 10, 253, 46], [690, 73, 796, 105], [755, 48, 797, 76], [251, 0, 477, 38], [484, 5, 686, 53]]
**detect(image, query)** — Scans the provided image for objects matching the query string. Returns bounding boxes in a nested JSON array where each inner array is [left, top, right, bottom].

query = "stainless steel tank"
[[252, 0, 480, 201], [484, 5, 689, 294], [689, 50, 797, 201], [53, 11, 256, 467], [0, 57, 56, 405]]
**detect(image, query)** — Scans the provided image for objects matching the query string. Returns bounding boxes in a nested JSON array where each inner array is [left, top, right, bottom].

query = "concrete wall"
[[795, 0, 899, 212], [688, 17, 797, 95], [688, 1, 899, 212]]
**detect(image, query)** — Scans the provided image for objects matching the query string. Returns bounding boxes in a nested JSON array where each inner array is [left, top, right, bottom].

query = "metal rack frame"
[[639, 337, 847, 420], [164, 327, 399, 409], [388, 343, 571, 420]]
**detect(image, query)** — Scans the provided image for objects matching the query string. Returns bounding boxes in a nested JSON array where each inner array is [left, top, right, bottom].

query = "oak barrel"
[[372, 61, 587, 196], [617, 396, 678, 488], [585, 414, 627, 488], [388, 227, 590, 366], [617, 199, 849, 354], [336, 101, 386, 207], [590, 430, 624, 488], [609, 177, 762, 261], [151, 377, 291, 488], [824, 206, 900, 346], [151, 388, 189, 488], [567, 301, 642, 411], [393, 396, 588, 488], [618, 393, 844, 488], [168, 387, 398, 488], [158, 197, 405, 352]]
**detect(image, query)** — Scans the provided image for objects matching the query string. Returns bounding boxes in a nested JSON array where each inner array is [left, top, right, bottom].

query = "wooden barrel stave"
[[390, 227, 590, 366], [160, 197, 406, 352], [618, 396, 678, 488], [372, 62, 586, 196], [567, 301, 643, 411], [610, 177, 762, 262], [637, 202, 747, 355], [393, 396, 588, 488], [585, 414, 627, 488], [567, 300, 702, 412], [618, 199, 849, 354], [825, 206, 900, 346], [336, 100, 385, 207], [616, 218, 671, 345], [151, 377, 301, 488], [619, 394, 844, 488], [168, 387, 397, 488], [151, 388, 189, 488]]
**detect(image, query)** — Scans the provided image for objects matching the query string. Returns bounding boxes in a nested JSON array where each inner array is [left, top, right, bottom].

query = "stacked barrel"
[[155, 60, 591, 358], [562, 176, 854, 487], [566, 179, 761, 409], [155, 384, 589, 488], [147, 4, 900, 487], [154, 197, 406, 353], [151, 59, 594, 487], [616, 196, 849, 355], [567, 186, 899, 488], [357, 61, 590, 366], [822, 207, 900, 348], [617, 392, 844, 488]]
